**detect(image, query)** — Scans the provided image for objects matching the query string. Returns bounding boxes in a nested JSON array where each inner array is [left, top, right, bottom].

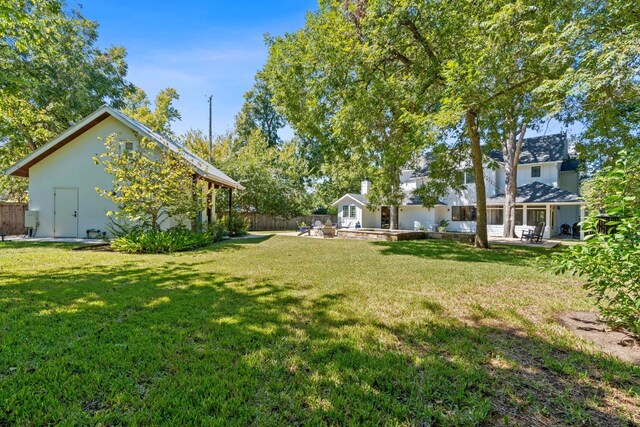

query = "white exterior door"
[[54, 188, 78, 237]]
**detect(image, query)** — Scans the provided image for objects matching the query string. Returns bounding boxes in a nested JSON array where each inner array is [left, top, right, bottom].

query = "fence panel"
[[0, 202, 28, 235], [239, 213, 337, 231]]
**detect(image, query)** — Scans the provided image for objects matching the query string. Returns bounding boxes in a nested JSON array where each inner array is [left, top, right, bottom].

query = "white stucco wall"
[[27, 117, 193, 237], [398, 206, 435, 230], [28, 117, 129, 237]]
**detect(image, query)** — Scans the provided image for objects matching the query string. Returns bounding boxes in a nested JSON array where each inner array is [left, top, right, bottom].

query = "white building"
[[332, 134, 584, 239], [5, 106, 243, 238]]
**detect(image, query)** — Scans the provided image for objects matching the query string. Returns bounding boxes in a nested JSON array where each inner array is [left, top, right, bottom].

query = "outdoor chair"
[[313, 220, 324, 236], [521, 222, 545, 243]]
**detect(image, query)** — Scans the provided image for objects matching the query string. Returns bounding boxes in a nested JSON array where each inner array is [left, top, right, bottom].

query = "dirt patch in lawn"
[[559, 311, 640, 365]]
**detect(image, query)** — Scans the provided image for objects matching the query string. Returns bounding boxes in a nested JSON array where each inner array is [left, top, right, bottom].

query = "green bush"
[[207, 219, 226, 242], [111, 227, 213, 254], [220, 215, 250, 236], [551, 150, 640, 334]]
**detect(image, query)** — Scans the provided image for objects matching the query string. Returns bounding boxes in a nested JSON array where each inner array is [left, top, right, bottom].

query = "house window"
[[527, 208, 546, 225], [342, 205, 356, 218], [487, 207, 503, 225], [531, 166, 541, 178], [123, 141, 134, 152], [452, 206, 477, 221], [498, 207, 523, 225], [515, 207, 523, 226], [464, 170, 475, 184]]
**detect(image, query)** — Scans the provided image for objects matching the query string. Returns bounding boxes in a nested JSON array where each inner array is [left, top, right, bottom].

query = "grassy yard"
[[1, 236, 638, 425]]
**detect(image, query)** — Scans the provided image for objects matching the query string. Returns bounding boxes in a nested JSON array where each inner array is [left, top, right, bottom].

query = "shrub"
[[207, 219, 226, 242], [221, 215, 250, 236], [551, 149, 640, 335], [111, 227, 213, 254]]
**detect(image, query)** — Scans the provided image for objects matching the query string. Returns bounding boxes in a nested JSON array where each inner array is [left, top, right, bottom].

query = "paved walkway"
[[3, 236, 105, 244], [488, 236, 562, 249]]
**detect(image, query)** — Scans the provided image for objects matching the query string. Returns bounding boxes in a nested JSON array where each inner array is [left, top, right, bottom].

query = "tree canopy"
[[0, 0, 131, 200]]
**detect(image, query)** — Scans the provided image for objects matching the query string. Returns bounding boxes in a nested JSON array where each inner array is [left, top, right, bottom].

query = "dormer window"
[[464, 170, 475, 184], [531, 166, 541, 178]]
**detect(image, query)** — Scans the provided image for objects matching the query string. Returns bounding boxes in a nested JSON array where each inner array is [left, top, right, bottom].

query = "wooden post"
[[228, 187, 233, 229], [192, 175, 199, 232], [206, 181, 212, 224]]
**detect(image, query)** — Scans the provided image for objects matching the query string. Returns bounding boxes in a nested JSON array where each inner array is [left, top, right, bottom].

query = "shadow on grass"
[[372, 239, 552, 265], [0, 259, 638, 425]]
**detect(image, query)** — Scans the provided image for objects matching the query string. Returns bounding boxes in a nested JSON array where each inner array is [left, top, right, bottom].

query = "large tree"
[[0, 0, 131, 200], [548, 0, 640, 169], [264, 1, 431, 230], [234, 74, 286, 147], [122, 87, 181, 138]]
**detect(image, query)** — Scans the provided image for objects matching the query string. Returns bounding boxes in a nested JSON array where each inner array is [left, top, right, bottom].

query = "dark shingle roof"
[[560, 159, 580, 171], [489, 182, 582, 204], [488, 133, 567, 165]]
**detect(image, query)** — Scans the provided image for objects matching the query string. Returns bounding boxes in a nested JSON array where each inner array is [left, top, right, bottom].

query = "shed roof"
[[4, 105, 243, 190]]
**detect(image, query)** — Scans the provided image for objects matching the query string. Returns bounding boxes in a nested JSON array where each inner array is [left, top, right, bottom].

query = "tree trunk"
[[465, 109, 489, 249], [502, 123, 526, 238], [390, 205, 398, 230], [27, 138, 37, 151]]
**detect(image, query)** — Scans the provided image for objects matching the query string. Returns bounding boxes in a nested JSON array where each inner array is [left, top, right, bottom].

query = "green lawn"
[[1, 236, 638, 425]]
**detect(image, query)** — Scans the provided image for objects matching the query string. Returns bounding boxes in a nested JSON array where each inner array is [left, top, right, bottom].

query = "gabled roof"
[[5, 105, 243, 190], [489, 182, 582, 204], [331, 193, 367, 207], [488, 133, 568, 165]]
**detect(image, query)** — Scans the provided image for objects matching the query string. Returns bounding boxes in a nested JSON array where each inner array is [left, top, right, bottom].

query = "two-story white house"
[[332, 133, 584, 239]]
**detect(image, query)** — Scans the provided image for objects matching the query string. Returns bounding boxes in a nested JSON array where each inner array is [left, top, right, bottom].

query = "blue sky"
[[79, 1, 576, 140], [79, 1, 318, 137]]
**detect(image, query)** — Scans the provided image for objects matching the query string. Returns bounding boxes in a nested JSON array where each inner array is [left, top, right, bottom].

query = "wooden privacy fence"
[[239, 213, 337, 231], [0, 202, 27, 235]]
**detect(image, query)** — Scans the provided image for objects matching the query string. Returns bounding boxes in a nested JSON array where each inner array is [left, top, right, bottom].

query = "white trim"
[[5, 107, 109, 176], [5, 105, 244, 190], [331, 194, 366, 207]]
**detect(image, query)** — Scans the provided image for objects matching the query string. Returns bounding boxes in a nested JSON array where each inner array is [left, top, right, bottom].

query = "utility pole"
[[207, 94, 213, 162]]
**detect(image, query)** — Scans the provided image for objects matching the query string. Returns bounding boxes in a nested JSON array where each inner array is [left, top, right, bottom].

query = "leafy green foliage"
[[212, 131, 311, 218], [110, 227, 213, 253], [122, 87, 181, 139], [0, 0, 131, 199], [221, 214, 250, 237], [94, 135, 202, 230], [234, 74, 285, 147], [552, 149, 640, 333], [207, 219, 227, 242]]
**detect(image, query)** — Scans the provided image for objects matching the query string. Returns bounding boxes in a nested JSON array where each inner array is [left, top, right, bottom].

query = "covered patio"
[[487, 182, 585, 239]]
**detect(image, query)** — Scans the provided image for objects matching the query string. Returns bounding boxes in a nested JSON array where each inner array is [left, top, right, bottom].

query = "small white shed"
[[5, 106, 243, 238]]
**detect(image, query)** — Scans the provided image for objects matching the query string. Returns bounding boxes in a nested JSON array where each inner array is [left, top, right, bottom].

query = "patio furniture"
[[322, 219, 335, 238], [572, 222, 581, 239], [313, 220, 324, 236], [560, 223, 572, 236], [0, 232, 6, 242], [521, 222, 545, 243]]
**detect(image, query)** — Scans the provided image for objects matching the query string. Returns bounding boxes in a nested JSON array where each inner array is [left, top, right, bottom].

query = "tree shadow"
[[0, 259, 638, 425], [372, 239, 552, 265]]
